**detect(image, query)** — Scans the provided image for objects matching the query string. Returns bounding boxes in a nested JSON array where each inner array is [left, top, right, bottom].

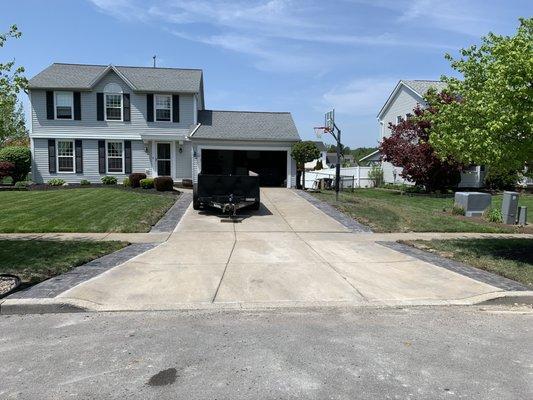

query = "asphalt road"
[[1, 305, 532, 399]]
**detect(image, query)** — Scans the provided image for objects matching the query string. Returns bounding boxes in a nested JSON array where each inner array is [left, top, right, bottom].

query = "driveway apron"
[[58, 188, 501, 310]]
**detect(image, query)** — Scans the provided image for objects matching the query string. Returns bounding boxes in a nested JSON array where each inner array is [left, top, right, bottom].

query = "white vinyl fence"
[[303, 167, 374, 189]]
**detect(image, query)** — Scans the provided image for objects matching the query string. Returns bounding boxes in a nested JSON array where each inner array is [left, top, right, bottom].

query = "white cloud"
[[322, 78, 397, 116], [87, 0, 456, 73]]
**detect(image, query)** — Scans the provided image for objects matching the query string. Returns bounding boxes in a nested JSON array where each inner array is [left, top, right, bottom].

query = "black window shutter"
[[46, 91, 54, 119], [124, 140, 132, 174], [96, 93, 104, 121], [98, 140, 106, 174], [123, 93, 131, 122], [48, 139, 56, 173], [73, 92, 81, 120], [75, 140, 83, 173], [146, 94, 154, 122], [172, 95, 180, 123]]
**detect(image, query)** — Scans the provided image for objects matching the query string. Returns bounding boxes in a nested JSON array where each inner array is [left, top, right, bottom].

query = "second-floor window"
[[155, 95, 171, 122], [105, 94, 122, 121], [55, 92, 73, 119]]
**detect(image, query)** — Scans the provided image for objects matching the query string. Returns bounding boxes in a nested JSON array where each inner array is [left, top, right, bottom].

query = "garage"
[[201, 149, 287, 187], [189, 110, 300, 188]]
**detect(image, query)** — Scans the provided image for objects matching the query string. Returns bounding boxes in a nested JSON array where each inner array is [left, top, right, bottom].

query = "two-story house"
[[372, 79, 484, 187], [28, 63, 300, 187]]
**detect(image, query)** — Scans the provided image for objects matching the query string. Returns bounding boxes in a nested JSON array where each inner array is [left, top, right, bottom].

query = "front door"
[[157, 143, 171, 176]]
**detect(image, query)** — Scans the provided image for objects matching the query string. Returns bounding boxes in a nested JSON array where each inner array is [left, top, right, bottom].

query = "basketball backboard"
[[325, 109, 334, 132]]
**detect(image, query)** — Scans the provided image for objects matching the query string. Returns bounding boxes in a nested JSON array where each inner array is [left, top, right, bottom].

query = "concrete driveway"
[[59, 188, 502, 310]]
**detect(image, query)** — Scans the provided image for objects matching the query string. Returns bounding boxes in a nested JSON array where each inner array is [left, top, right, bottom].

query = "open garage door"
[[201, 149, 287, 187]]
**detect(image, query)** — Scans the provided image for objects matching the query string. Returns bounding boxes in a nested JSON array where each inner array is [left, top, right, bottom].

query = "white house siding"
[[175, 141, 192, 180], [377, 83, 483, 188], [32, 138, 150, 184], [30, 70, 194, 139], [190, 140, 297, 188]]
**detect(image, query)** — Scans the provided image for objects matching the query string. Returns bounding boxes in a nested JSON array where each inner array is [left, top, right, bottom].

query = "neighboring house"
[[358, 149, 381, 166], [375, 80, 485, 188], [304, 141, 327, 170], [325, 153, 355, 168], [27, 63, 300, 187]]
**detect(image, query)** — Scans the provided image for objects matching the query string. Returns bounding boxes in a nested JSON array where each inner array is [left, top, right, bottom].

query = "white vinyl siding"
[[31, 139, 150, 184], [30, 70, 194, 139]]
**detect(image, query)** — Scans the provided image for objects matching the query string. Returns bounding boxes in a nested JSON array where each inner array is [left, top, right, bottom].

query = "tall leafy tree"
[[291, 141, 320, 189], [380, 96, 462, 192], [0, 25, 28, 147], [429, 18, 533, 172]]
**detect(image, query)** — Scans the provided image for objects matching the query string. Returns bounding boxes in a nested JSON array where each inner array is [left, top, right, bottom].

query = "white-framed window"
[[106, 141, 124, 173], [57, 140, 75, 172], [105, 93, 123, 121], [55, 91, 73, 120], [155, 94, 172, 122]]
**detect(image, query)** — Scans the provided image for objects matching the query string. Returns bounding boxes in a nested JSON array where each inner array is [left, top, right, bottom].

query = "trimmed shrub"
[[484, 207, 503, 223], [0, 146, 31, 183], [154, 176, 174, 191], [14, 180, 31, 189], [368, 164, 384, 187], [101, 176, 118, 185], [0, 161, 15, 180], [129, 172, 147, 188], [48, 178, 66, 186], [123, 177, 131, 187], [140, 178, 155, 189], [484, 168, 519, 191], [80, 179, 91, 186], [314, 160, 324, 170]]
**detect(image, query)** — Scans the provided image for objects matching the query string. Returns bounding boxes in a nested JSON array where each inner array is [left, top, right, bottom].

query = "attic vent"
[[104, 83, 123, 93]]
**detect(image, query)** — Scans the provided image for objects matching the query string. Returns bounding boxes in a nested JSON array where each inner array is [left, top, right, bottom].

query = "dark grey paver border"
[[8, 243, 158, 299], [294, 190, 372, 233], [150, 192, 192, 233], [377, 241, 530, 291]]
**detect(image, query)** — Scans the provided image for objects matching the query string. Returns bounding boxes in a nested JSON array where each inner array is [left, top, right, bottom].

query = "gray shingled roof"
[[402, 80, 447, 96], [191, 110, 300, 142], [313, 141, 327, 152], [28, 63, 202, 92]]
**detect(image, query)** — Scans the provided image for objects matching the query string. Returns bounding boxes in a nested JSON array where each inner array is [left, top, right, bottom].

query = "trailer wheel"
[[193, 196, 200, 210], [250, 201, 260, 211]]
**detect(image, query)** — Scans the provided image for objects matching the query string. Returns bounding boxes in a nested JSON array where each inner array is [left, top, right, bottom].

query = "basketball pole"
[[329, 123, 341, 202]]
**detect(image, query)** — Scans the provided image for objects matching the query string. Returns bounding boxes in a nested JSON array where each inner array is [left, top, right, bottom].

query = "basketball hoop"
[[314, 126, 330, 138]]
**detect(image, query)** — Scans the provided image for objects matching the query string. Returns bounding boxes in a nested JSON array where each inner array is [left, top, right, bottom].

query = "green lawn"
[[0, 240, 128, 284], [311, 189, 533, 233], [0, 188, 176, 233], [405, 239, 533, 288]]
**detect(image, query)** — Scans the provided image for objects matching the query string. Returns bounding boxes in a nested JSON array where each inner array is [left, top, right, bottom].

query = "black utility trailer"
[[193, 174, 260, 215]]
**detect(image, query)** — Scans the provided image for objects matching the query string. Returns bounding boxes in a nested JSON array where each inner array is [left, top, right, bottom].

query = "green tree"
[[429, 18, 533, 172], [0, 25, 28, 147], [291, 141, 320, 189]]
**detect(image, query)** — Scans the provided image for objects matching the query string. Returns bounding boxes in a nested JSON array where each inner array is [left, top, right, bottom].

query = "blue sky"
[[2, 0, 531, 147]]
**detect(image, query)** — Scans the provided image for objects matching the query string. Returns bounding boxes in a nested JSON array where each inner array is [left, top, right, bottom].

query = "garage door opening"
[[201, 149, 287, 187]]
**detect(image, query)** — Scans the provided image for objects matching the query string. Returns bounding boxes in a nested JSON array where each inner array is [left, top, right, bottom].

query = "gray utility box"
[[518, 206, 527, 225], [454, 192, 492, 217], [501, 191, 519, 224]]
